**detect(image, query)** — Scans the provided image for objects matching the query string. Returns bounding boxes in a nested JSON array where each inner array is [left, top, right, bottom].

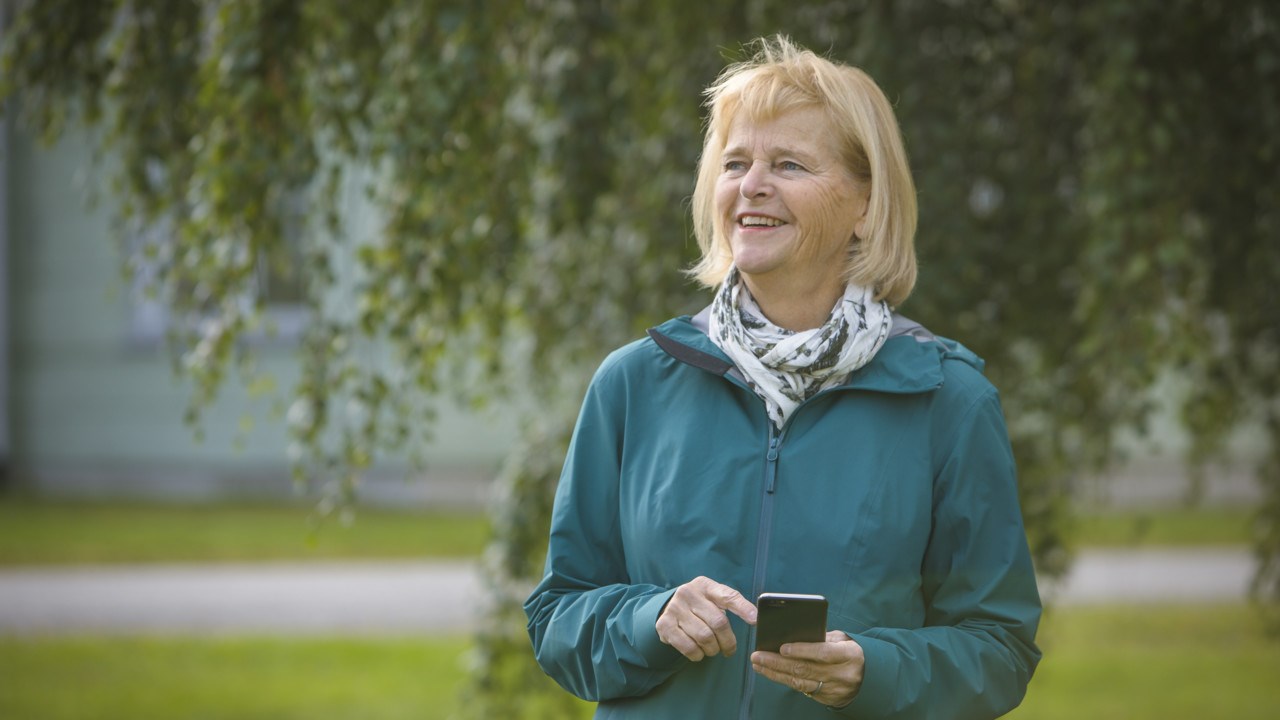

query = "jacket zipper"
[[735, 387, 851, 717], [739, 425, 785, 720], [710, 359, 858, 717], [651, 327, 941, 716]]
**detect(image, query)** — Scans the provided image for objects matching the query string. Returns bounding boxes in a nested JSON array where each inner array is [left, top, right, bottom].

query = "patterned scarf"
[[708, 267, 892, 430]]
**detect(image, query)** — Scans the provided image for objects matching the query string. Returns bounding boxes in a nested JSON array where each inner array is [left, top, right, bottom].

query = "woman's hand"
[[751, 630, 865, 707], [656, 576, 758, 661]]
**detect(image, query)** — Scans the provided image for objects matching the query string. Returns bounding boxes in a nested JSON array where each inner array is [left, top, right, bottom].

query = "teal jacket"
[[525, 313, 1042, 719]]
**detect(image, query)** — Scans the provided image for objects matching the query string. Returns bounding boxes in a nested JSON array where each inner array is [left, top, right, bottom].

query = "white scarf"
[[708, 267, 892, 430]]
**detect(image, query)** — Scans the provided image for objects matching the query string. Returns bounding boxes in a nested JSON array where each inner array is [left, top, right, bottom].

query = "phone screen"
[[754, 593, 827, 653]]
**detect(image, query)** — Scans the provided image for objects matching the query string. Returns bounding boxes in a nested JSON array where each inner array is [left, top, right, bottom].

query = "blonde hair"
[[688, 36, 918, 306]]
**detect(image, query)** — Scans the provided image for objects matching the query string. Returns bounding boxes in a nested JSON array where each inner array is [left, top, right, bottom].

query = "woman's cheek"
[[795, 184, 861, 263]]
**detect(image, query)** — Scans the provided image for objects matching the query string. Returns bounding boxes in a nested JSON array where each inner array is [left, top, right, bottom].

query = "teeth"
[[740, 216, 783, 227]]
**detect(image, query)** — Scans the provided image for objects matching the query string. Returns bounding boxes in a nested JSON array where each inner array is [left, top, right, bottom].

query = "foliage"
[[3, 0, 1278, 712]]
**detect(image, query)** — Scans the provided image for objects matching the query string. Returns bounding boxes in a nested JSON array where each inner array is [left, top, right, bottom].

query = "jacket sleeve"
[[835, 388, 1042, 719], [524, 360, 688, 702]]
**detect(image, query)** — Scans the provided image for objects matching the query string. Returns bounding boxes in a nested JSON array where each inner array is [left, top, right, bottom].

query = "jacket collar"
[[648, 311, 954, 395]]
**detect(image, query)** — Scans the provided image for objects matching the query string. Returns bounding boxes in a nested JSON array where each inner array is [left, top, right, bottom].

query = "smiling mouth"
[[738, 215, 787, 228]]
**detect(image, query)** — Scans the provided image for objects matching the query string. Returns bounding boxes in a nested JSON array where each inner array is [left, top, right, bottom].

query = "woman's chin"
[[730, 246, 788, 277]]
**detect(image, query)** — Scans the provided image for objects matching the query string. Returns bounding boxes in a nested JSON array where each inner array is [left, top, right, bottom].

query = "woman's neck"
[[741, 273, 845, 332]]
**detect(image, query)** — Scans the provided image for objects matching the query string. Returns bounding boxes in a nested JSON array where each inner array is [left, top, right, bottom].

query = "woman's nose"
[[739, 162, 773, 200]]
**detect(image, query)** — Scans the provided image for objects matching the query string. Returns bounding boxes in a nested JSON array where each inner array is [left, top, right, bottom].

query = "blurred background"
[[1, 1, 1277, 718]]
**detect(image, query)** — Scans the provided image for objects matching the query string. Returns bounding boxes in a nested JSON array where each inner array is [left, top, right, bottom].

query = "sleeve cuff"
[[628, 587, 686, 669]]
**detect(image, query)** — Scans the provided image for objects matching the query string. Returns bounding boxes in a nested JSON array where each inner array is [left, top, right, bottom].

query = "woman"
[[525, 37, 1041, 719]]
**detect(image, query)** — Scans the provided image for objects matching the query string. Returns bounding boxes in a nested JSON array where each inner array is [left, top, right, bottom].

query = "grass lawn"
[[0, 635, 475, 720], [1070, 506, 1254, 548], [1009, 603, 1280, 719], [0, 497, 489, 565], [1, 605, 1275, 719], [0, 496, 1255, 566]]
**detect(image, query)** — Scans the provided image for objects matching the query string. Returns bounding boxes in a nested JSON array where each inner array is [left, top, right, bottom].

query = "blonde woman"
[[526, 37, 1041, 719]]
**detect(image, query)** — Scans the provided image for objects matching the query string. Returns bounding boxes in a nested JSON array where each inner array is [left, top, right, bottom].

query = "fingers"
[[751, 649, 820, 684], [776, 637, 847, 662], [655, 615, 707, 661], [656, 577, 752, 662], [691, 599, 738, 656], [751, 636, 865, 707], [751, 650, 826, 698], [712, 583, 758, 625]]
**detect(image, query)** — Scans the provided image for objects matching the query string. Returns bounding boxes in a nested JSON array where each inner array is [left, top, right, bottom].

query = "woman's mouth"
[[738, 214, 787, 228]]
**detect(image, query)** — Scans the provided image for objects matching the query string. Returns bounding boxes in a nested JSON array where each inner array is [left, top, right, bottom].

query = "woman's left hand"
[[750, 630, 865, 707]]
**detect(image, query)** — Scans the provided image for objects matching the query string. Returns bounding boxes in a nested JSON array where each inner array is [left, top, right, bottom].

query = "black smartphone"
[[754, 592, 828, 653]]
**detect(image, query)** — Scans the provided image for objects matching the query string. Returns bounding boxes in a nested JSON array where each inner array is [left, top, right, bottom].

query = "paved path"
[[0, 549, 1255, 636], [0, 560, 483, 636], [1040, 547, 1254, 605]]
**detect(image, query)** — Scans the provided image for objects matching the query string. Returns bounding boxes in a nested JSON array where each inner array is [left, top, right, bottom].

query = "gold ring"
[[804, 680, 824, 697]]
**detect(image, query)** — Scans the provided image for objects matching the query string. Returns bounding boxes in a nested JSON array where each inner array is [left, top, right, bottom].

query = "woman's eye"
[[723, 160, 747, 172], [779, 161, 804, 171]]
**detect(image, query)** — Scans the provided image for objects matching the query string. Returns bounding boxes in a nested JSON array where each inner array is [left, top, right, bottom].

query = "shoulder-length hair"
[[688, 36, 918, 307]]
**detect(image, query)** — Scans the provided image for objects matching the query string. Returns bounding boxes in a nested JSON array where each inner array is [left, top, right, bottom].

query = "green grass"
[[1071, 506, 1253, 548], [0, 635, 474, 720], [0, 497, 1253, 567], [1009, 604, 1280, 719], [0, 497, 490, 565], [1, 606, 1275, 719]]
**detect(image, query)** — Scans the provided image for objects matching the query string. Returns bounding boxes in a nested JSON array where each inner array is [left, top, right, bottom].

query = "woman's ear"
[[852, 187, 870, 240]]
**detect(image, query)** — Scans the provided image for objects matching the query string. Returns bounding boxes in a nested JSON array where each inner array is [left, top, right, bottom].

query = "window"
[[128, 203, 311, 347]]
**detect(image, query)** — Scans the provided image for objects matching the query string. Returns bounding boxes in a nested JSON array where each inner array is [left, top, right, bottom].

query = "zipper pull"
[[766, 435, 780, 493]]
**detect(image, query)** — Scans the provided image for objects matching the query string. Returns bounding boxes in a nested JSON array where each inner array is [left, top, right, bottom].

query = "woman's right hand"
[[656, 576, 758, 661]]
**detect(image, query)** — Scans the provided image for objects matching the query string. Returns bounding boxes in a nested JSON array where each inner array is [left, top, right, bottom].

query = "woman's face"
[[714, 107, 868, 292]]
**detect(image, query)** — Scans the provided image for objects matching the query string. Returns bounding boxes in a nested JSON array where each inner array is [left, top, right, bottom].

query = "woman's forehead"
[[722, 107, 838, 156]]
